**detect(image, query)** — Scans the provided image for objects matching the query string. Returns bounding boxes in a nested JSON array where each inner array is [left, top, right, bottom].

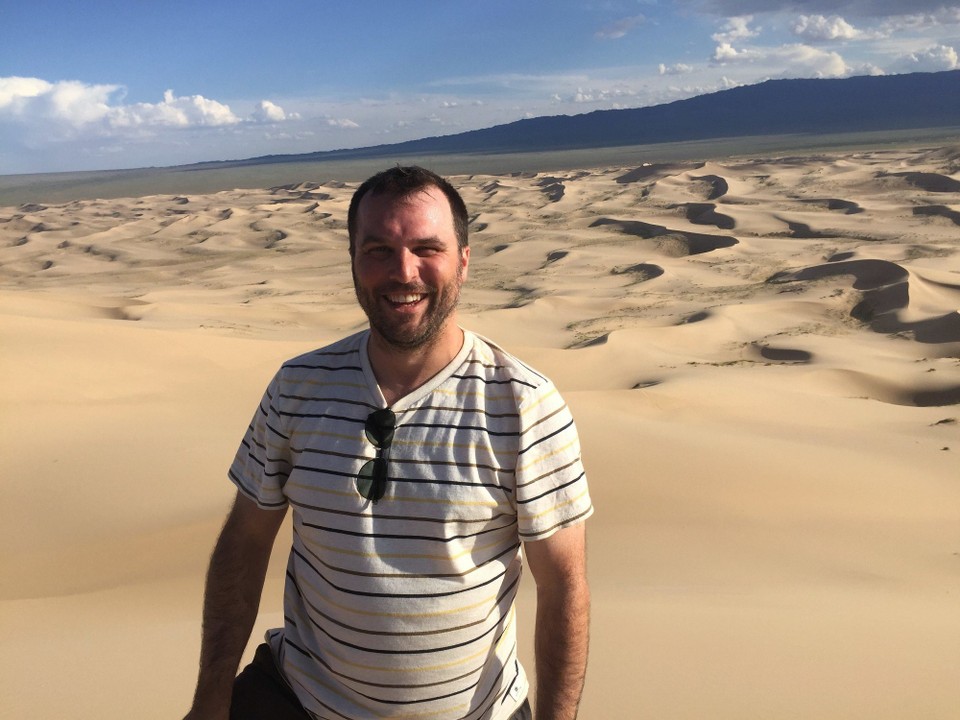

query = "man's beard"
[[353, 267, 463, 351]]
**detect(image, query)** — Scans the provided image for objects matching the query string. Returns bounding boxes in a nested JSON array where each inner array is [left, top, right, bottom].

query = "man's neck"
[[367, 325, 465, 406]]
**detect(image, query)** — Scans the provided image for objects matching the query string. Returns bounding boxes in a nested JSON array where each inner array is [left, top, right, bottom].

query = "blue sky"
[[2, 0, 959, 175]]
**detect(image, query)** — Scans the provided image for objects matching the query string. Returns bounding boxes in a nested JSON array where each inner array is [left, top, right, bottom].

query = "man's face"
[[351, 187, 469, 351]]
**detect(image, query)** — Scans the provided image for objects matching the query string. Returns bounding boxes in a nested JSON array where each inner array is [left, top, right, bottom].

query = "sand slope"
[[2, 146, 959, 719]]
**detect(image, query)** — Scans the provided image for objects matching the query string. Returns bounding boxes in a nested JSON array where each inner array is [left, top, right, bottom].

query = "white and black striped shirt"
[[230, 330, 593, 720]]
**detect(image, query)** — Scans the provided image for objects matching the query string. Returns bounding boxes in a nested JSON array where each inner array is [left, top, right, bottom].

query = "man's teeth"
[[388, 294, 424, 304]]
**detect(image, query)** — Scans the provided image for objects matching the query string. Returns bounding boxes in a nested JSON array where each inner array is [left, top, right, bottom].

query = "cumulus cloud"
[[792, 14, 863, 41], [713, 16, 760, 43], [0, 76, 120, 125], [110, 89, 241, 128], [659, 62, 694, 75], [252, 100, 287, 122], [713, 42, 749, 62], [595, 15, 646, 39], [890, 44, 959, 72], [0, 76, 295, 132], [713, 42, 851, 76], [697, 1, 957, 18], [0, 76, 53, 107], [880, 7, 960, 31]]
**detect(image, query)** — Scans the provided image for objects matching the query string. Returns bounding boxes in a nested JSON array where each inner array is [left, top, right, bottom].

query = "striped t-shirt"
[[229, 329, 593, 720]]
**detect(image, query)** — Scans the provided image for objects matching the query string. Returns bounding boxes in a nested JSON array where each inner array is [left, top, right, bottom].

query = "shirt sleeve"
[[228, 370, 292, 509], [514, 382, 593, 541]]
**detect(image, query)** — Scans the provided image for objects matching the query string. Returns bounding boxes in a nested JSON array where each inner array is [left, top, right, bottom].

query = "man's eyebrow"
[[358, 234, 446, 246], [357, 233, 392, 247]]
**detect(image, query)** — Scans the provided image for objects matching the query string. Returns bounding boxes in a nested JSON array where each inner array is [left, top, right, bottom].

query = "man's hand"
[[524, 523, 590, 720]]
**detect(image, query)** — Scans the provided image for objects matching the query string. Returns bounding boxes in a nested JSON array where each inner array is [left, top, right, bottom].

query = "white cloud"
[[659, 62, 694, 75], [595, 15, 646, 40], [0, 76, 301, 132], [713, 42, 751, 62], [792, 14, 862, 41], [699, 1, 956, 17], [0, 76, 120, 125], [0, 77, 313, 173], [325, 117, 360, 128], [889, 44, 959, 72], [712, 42, 851, 77], [0, 76, 54, 108], [713, 16, 759, 43], [784, 45, 852, 76], [252, 100, 287, 122], [571, 85, 641, 104], [883, 7, 960, 28], [111, 89, 241, 128]]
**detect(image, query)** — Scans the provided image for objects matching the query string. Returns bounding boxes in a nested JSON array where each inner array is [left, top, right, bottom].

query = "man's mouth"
[[385, 293, 427, 306]]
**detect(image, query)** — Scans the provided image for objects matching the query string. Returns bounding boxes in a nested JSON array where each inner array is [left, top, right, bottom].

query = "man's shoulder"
[[466, 332, 554, 393], [280, 330, 366, 372]]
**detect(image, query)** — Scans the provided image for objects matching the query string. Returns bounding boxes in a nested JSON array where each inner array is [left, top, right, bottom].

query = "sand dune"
[[2, 144, 958, 719]]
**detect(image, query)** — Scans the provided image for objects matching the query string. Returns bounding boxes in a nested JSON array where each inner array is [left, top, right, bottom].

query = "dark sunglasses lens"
[[365, 409, 396, 447], [356, 458, 387, 503]]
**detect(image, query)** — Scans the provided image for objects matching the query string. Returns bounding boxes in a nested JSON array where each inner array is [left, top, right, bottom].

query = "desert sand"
[[2, 144, 959, 719]]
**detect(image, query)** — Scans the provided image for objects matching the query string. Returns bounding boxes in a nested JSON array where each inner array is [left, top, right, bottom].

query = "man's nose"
[[389, 248, 418, 283]]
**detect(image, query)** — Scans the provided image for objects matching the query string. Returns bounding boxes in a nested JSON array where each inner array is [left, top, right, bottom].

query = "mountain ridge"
[[208, 70, 960, 168]]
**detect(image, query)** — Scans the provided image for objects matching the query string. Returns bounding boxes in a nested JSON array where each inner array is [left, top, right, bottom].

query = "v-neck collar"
[[359, 329, 475, 412]]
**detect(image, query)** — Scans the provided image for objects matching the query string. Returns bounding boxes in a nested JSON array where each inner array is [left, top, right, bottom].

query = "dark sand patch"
[[913, 205, 960, 226], [768, 259, 960, 343], [689, 174, 729, 201], [610, 263, 664, 282], [801, 198, 863, 214], [882, 172, 960, 193], [536, 177, 566, 202], [616, 163, 699, 184], [680, 203, 736, 230], [590, 217, 738, 256]]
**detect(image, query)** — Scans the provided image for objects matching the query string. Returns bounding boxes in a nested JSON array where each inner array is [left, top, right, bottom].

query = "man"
[[184, 166, 593, 720]]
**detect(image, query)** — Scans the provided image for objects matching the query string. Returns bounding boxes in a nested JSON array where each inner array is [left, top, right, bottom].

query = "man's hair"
[[347, 166, 469, 255]]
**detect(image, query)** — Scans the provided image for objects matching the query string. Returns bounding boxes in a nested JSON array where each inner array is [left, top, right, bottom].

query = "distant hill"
[[5, 71, 957, 207], [218, 70, 960, 167]]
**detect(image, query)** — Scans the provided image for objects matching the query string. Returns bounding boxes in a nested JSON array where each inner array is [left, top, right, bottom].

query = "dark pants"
[[231, 644, 306, 719], [232, 644, 532, 720]]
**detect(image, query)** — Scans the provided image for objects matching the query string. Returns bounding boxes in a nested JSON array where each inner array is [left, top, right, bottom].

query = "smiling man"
[[349, 172, 470, 403], [185, 166, 593, 720]]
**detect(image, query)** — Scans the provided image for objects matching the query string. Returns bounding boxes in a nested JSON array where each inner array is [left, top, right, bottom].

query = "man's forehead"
[[361, 186, 448, 210], [355, 189, 458, 244], [357, 188, 454, 225]]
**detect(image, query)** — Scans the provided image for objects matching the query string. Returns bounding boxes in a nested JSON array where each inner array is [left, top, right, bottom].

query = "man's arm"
[[184, 491, 288, 720], [524, 523, 590, 720]]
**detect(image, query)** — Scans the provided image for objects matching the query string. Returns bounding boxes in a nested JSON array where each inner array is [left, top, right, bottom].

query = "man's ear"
[[460, 245, 470, 281]]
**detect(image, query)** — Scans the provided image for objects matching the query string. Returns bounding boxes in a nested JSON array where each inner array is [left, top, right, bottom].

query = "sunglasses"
[[356, 408, 396, 503]]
